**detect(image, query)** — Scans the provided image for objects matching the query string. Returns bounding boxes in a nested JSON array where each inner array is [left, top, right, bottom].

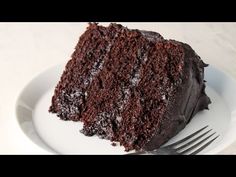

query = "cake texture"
[[49, 23, 211, 151]]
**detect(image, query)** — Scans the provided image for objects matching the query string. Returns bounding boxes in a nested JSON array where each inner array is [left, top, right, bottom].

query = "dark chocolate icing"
[[144, 43, 211, 151]]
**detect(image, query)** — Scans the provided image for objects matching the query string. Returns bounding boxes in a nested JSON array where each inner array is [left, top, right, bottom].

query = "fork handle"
[[127, 149, 179, 155], [126, 151, 150, 155]]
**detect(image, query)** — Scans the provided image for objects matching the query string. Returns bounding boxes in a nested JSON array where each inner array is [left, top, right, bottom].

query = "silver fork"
[[128, 125, 219, 155]]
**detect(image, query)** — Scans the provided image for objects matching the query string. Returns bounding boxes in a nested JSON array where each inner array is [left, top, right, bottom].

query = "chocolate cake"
[[49, 23, 211, 151]]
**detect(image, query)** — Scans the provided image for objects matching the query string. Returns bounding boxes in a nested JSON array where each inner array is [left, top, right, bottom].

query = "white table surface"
[[0, 22, 236, 154]]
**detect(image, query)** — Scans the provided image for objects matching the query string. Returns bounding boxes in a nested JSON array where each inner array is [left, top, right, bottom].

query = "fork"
[[128, 125, 219, 155]]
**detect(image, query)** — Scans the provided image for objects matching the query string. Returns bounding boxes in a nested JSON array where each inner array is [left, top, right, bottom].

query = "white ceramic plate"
[[15, 64, 236, 154]]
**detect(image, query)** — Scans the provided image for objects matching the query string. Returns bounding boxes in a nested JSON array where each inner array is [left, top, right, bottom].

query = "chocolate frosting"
[[144, 43, 211, 151]]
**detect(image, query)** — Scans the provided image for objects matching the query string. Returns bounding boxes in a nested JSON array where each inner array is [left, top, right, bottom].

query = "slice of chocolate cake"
[[49, 23, 211, 151]]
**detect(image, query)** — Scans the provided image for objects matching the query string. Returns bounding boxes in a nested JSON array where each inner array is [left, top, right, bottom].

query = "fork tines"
[[164, 125, 219, 155]]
